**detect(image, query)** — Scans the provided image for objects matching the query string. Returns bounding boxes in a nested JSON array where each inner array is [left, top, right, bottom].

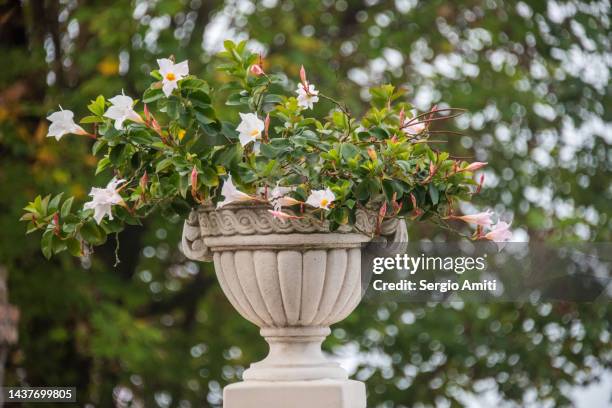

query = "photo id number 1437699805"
[[2, 387, 76, 403]]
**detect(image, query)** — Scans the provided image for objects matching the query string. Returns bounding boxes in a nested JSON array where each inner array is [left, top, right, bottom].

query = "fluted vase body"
[[181, 203, 407, 401]]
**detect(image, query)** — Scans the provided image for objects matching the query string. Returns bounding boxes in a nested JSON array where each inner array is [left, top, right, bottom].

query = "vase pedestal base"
[[223, 379, 366, 408]]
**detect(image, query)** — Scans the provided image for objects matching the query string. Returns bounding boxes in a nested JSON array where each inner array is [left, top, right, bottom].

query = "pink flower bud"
[[463, 161, 488, 172], [376, 201, 387, 234], [139, 171, 149, 191], [399, 108, 405, 126], [476, 174, 485, 194], [250, 64, 264, 76], [144, 104, 151, 124], [379, 201, 387, 218], [299, 65, 307, 84], [191, 166, 198, 199], [429, 105, 438, 119], [151, 117, 162, 135], [268, 210, 303, 221], [53, 213, 60, 235]]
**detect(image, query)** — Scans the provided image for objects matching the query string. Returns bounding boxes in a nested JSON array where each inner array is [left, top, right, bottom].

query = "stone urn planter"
[[182, 203, 406, 408]]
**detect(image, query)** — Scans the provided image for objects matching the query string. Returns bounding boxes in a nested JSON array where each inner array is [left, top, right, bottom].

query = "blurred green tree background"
[[0, 0, 610, 406]]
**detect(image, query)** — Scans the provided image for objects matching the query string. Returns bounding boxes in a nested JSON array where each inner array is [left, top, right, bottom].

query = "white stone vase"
[[182, 203, 407, 408]]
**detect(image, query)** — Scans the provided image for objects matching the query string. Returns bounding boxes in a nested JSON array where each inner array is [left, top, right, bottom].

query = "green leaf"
[[129, 130, 157, 145], [195, 111, 216, 125], [79, 221, 107, 246], [48, 193, 64, 213], [226, 92, 248, 106], [40, 194, 51, 215], [200, 167, 219, 187], [143, 87, 164, 103], [150, 70, 162, 80], [369, 84, 396, 108], [96, 157, 111, 175], [61, 197, 74, 218], [87, 95, 106, 116], [109, 144, 128, 165], [429, 184, 440, 205], [214, 144, 241, 167], [354, 178, 381, 201], [80, 115, 105, 124], [263, 94, 283, 104], [370, 127, 388, 140], [180, 78, 210, 92], [165, 98, 180, 119], [66, 238, 81, 256], [92, 139, 107, 156], [340, 143, 360, 161], [52, 235, 68, 254], [187, 90, 212, 107], [41, 230, 53, 259], [156, 157, 173, 173]]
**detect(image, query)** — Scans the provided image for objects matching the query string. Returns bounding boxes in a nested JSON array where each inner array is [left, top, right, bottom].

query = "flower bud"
[[476, 174, 485, 194], [191, 166, 198, 193], [144, 104, 151, 124], [429, 162, 437, 178], [299, 65, 307, 84], [139, 171, 149, 192], [463, 161, 488, 172], [53, 212, 60, 235], [250, 64, 264, 76]]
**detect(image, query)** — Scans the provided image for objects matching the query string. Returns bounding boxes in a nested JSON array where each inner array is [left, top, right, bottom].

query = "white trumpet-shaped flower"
[[157, 58, 189, 97], [104, 94, 143, 130], [484, 221, 513, 250], [269, 184, 301, 211], [452, 210, 494, 227], [217, 175, 254, 208], [83, 178, 126, 224], [403, 121, 426, 135], [46, 109, 86, 141], [296, 83, 319, 110], [306, 188, 335, 210], [236, 113, 264, 149]]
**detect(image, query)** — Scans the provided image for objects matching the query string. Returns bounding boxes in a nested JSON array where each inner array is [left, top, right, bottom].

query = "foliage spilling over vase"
[[22, 40, 510, 258]]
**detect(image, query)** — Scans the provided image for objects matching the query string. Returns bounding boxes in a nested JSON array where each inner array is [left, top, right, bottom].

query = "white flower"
[[268, 185, 300, 210], [236, 113, 264, 149], [270, 185, 296, 199], [217, 175, 254, 208], [157, 58, 189, 97], [452, 210, 494, 227], [296, 83, 319, 110], [484, 221, 513, 250], [46, 109, 86, 141], [403, 121, 426, 135], [306, 188, 335, 210], [273, 196, 302, 211], [103, 94, 143, 130], [83, 178, 126, 224]]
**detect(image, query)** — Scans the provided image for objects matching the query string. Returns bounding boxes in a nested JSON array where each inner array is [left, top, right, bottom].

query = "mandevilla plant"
[[22, 40, 511, 259]]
